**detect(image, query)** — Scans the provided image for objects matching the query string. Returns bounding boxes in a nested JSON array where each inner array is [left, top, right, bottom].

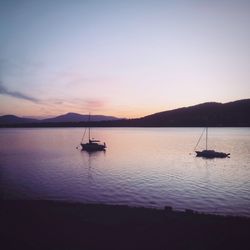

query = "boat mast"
[[206, 127, 208, 150], [88, 113, 90, 142]]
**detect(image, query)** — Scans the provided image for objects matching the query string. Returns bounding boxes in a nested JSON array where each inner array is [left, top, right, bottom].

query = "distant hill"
[[41, 112, 119, 123], [0, 113, 119, 126], [135, 99, 250, 127], [0, 115, 38, 125], [1, 99, 249, 127], [91, 99, 250, 127]]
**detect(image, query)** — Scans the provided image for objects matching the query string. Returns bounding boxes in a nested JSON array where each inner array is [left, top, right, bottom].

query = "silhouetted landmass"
[[0, 115, 38, 124], [1, 200, 250, 250], [136, 99, 250, 127], [42, 112, 119, 123], [0, 113, 119, 125], [1, 99, 250, 127]]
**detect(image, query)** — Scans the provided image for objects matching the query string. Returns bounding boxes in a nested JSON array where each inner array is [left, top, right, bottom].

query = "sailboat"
[[80, 114, 106, 152], [195, 128, 230, 158]]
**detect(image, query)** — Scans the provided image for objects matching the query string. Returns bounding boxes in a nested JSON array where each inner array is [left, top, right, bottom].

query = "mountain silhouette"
[[0, 113, 119, 125], [41, 112, 119, 123], [0, 99, 249, 127], [0, 115, 38, 124], [135, 99, 250, 126]]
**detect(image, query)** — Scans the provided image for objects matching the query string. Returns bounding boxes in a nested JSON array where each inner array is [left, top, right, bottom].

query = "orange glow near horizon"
[[1, 94, 246, 119]]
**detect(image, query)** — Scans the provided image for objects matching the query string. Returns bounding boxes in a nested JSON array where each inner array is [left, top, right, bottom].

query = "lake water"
[[1, 128, 250, 216]]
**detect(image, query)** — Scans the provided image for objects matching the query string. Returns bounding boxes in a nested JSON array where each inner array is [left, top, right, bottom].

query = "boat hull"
[[81, 142, 106, 152], [196, 150, 230, 159]]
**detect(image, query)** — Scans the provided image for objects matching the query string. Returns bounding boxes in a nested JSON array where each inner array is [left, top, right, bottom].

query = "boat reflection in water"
[[80, 150, 106, 180]]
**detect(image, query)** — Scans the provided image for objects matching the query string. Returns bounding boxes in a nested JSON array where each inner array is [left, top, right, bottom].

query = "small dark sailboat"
[[80, 114, 106, 152], [195, 128, 230, 159]]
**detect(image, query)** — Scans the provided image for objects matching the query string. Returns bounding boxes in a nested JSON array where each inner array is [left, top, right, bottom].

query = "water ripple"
[[1, 127, 250, 216]]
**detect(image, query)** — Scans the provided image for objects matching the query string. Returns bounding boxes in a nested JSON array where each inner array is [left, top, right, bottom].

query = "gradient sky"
[[0, 0, 249, 118]]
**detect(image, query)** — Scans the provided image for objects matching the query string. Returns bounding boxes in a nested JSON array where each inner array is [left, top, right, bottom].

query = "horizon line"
[[0, 98, 249, 120]]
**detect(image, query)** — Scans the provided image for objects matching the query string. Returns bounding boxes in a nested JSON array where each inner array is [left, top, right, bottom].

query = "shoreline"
[[1, 124, 250, 128], [1, 200, 250, 249]]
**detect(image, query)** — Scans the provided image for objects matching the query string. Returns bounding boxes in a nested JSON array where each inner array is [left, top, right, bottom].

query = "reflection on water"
[[80, 150, 106, 181], [0, 128, 250, 216]]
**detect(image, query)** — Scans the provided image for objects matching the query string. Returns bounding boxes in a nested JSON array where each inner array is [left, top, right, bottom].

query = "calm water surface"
[[1, 128, 250, 216]]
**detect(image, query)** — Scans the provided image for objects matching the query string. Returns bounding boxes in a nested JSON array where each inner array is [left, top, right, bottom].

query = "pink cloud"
[[84, 99, 106, 110]]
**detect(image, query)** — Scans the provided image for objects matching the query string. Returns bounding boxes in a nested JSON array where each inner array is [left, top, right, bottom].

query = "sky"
[[0, 0, 249, 118]]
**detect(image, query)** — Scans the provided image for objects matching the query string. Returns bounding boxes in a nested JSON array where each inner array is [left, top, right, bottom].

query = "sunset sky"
[[0, 0, 249, 118]]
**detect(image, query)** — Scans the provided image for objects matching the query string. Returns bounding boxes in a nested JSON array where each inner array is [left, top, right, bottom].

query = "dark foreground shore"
[[1, 200, 250, 250]]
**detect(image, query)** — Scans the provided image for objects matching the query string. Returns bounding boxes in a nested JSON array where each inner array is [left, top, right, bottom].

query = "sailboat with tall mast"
[[80, 114, 106, 152], [195, 128, 230, 158]]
